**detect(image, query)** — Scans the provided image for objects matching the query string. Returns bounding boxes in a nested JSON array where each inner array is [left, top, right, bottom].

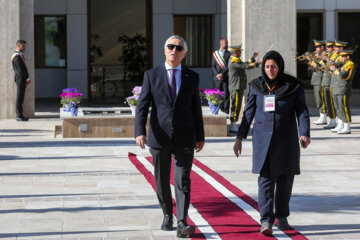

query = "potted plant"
[[125, 86, 142, 116], [204, 89, 224, 115], [60, 88, 83, 116]]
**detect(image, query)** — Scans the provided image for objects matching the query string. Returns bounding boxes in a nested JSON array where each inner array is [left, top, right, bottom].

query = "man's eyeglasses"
[[166, 44, 184, 52]]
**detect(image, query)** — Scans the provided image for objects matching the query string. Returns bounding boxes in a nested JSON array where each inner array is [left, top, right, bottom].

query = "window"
[[34, 16, 66, 68], [89, 0, 151, 103], [174, 15, 213, 67], [338, 12, 360, 89], [296, 13, 323, 87]]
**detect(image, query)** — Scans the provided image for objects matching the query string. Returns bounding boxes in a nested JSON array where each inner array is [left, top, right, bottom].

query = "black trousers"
[[258, 174, 294, 225], [16, 80, 26, 117], [150, 142, 194, 222], [215, 79, 230, 114]]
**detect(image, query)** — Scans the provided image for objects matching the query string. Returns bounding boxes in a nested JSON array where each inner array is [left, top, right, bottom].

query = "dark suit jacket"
[[12, 55, 29, 84], [135, 65, 205, 149], [211, 50, 231, 83], [237, 85, 310, 176]]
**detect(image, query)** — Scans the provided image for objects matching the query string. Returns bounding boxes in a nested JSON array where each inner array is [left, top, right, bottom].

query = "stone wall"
[[0, 0, 35, 119]]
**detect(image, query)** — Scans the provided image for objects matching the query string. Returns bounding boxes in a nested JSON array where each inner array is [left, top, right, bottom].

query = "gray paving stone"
[[0, 108, 359, 239]]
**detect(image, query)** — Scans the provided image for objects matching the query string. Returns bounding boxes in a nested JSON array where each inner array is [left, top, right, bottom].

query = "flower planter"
[[130, 105, 136, 116], [70, 102, 78, 116], [208, 102, 220, 115]]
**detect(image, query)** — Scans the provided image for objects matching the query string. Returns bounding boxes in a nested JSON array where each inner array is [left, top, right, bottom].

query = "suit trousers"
[[216, 79, 230, 114], [16, 80, 26, 117], [313, 85, 325, 114], [258, 174, 294, 225], [323, 86, 336, 119], [150, 141, 194, 222]]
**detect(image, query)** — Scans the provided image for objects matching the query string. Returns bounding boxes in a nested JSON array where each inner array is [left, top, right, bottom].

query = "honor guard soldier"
[[212, 38, 231, 114], [227, 44, 262, 133], [309, 40, 327, 125], [329, 40, 348, 131], [321, 41, 337, 129], [329, 50, 355, 134]]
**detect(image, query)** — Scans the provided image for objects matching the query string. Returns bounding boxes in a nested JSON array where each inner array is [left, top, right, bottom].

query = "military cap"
[[340, 49, 354, 56], [335, 40, 348, 47], [314, 40, 326, 46], [326, 41, 335, 47], [229, 44, 242, 51]]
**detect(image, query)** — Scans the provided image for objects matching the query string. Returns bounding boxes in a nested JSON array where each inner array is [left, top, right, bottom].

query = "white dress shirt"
[[165, 62, 182, 95]]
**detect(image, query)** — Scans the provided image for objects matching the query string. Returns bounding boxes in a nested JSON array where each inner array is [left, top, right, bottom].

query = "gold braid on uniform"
[[231, 56, 241, 63]]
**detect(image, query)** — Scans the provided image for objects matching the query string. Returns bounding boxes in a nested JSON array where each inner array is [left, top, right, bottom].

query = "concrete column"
[[227, 0, 296, 119], [0, 0, 35, 119]]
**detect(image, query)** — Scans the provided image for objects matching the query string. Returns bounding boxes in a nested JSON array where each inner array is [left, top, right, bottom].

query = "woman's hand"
[[233, 138, 242, 157]]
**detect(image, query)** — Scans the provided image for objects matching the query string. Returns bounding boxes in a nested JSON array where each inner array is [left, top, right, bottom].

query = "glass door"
[[89, 0, 150, 104]]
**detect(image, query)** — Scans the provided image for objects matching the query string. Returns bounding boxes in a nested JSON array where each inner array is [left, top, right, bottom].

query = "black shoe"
[[275, 217, 290, 230], [161, 214, 173, 231], [16, 116, 28, 121], [177, 220, 195, 238]]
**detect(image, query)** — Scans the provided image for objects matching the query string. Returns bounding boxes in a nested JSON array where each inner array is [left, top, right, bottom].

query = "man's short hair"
[[17, 40, 27, 45], [220, 38, 227, 42], [164, 35, 188, 52]]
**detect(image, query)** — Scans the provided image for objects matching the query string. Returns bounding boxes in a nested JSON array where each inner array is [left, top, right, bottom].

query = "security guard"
[[321, 41, 337, 129], [227, 44, 262, 132], [309, 40, 327, 125], [330, 50, 355, 134], [330, 40, 348, 132]]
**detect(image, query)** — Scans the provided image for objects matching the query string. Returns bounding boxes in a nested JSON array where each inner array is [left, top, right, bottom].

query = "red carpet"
[[128, 153, 308, 240]]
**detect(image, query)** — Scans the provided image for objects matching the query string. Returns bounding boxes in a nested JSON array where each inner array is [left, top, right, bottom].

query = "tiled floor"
[[0, 107, 359, 239]]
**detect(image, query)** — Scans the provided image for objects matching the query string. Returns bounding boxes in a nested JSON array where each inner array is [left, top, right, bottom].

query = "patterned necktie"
[[169, 68, 177, 102]]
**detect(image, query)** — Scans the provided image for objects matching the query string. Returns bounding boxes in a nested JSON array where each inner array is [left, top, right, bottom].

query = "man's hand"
[[258, 59, 263, 64], [195, 141, 205, 153], [299, 136, 311, 149], [233, 138, 242, 157], [136, 135, 147, 149], [253, 51, 260, 59], [216, 73, 224, 81]]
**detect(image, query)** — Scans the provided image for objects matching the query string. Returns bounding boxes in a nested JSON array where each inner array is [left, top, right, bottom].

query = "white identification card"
[[264, 95, 275, 112]]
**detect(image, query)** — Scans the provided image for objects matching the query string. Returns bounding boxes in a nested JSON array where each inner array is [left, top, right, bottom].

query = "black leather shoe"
[[177, 220, 195, 238], [275, 217, 290, 230], [161, 214, 173, 231], [16, 116, 28, 121]]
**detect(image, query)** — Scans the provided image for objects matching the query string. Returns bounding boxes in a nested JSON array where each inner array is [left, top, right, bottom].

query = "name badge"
[[264, 95, 275, 112]]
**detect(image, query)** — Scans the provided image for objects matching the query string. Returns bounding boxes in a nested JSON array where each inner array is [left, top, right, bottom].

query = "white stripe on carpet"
[[137, 156, 221, 240]]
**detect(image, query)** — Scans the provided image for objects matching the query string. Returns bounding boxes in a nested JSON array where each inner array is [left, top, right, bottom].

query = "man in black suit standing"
[[135, 35, 205, 238], [11, 40, 31, 121], [211, 38, 231, 114]]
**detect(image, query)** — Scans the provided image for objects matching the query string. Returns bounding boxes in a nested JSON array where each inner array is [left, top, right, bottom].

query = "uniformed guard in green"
[[227, 44, 262, 133], [329, 49, 355, 134], [321, 41, 337, 129], [330, 40, 348, 132], [309, 40, 327, 125]]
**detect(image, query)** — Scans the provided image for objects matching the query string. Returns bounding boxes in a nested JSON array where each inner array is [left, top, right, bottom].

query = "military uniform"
[[330, 40, 348, 132], [321, 41, 337, 128], [227, 45, 259, 127], [332, 50, 355, 134], [310, 40, 326, 124]]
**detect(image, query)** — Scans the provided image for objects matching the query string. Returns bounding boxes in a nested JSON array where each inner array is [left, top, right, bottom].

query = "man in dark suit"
[[211, 38, 231, 114], [135, 35, 205, 238], [11, 40, 31, 121]]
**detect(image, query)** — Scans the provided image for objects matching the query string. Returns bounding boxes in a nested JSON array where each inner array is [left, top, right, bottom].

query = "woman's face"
[[264, 59, 279, 80]]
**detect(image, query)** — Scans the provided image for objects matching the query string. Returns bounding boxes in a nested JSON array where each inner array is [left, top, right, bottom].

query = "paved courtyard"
[[0, 107, 359, 239]]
